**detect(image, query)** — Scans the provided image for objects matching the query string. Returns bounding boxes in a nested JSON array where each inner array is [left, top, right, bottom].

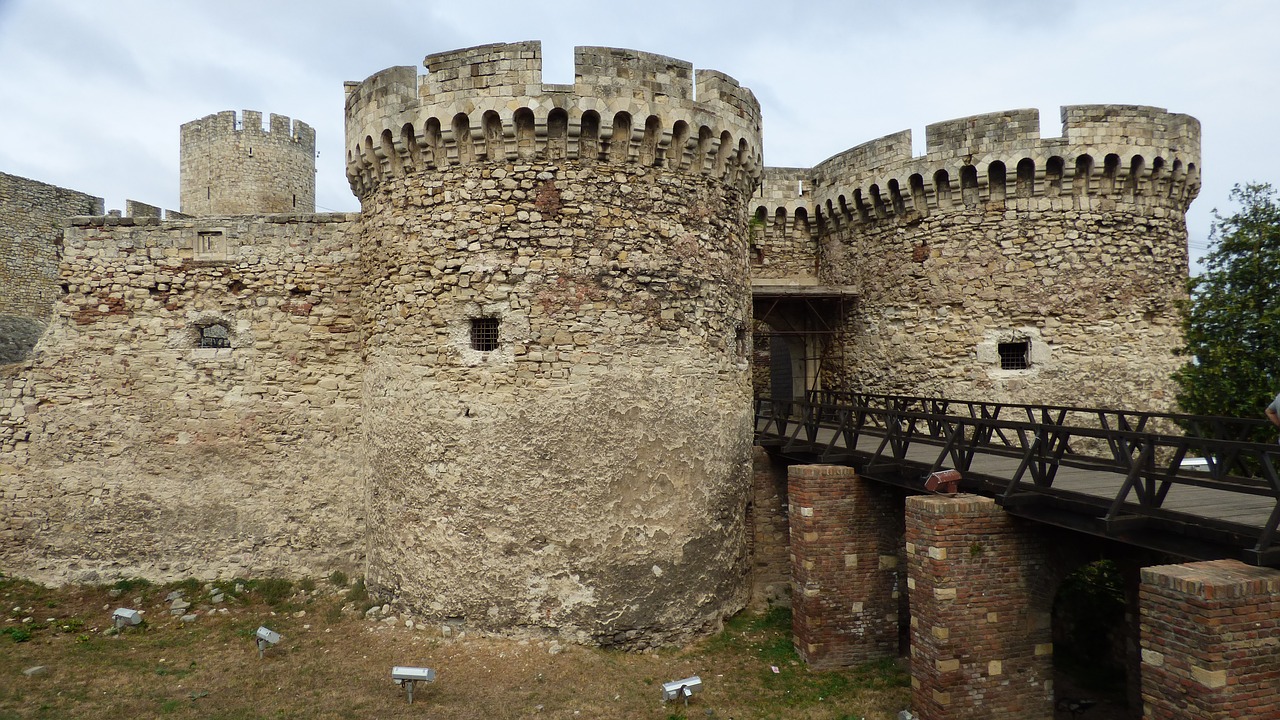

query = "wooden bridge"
[[755, 390, 1280, 567]]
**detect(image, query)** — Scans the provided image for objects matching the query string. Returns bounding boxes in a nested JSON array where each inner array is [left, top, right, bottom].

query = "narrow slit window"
[[470, 318, 499, 351], [998, 340, 1030, 370], [200, 323, 231, 349]]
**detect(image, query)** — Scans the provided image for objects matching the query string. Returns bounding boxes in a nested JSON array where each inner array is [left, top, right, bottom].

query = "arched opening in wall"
[[1186, 163, 1199, 199], [579, 111, 601, 162], [794, 207, 810, 235], [514, 108, 536, 160], [734, 138, 750, 184], [1074, 155, 1093, 197], [640, 115, 662, 166], [696, 125, 714, 174], [852, 189, 871, 222], [545, 108, 568, 160], [988, 161, 1007, 203], [400, 123, 420, 172], [1052, 559, 1130, 716], [1170, 159, 1185, 198], [482, 110, 505, 161], [888, 179, 906, 215], [774, 206, 787, 236], [869, 184, 889, 218], [714, 131, 734, 179], [751, 206, 767, 264], [933, 169, 952, 209], [960, 165, 979, 206], [825, 199, 840, 230], [423, 117, 442, 168], [608, 112, 632, 164], [837, 195, 851, 224], [909, 173, 928, 215], [1016, 158, 1036, 198], [451, 113, 473, 164], [1127, 155, 1146, 196], [363, 136, 380, 181], [1102, 153, 1120, 195], [380, 129, 401, 177], [1046, 156, 1064, 197], [1150, 157, 1166, 196], [668, 120, 689, 170]]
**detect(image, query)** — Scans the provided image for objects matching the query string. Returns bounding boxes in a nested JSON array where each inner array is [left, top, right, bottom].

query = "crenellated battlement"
[[797, 105, 1199, 229], [181, 110, 315, 147], [343, 41, 763, 199], [180, 109, 316, 216]]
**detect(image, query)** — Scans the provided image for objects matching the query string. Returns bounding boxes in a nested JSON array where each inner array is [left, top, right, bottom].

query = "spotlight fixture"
[[391, 666, 437, 704], [661, 675, 703, 706], [255, 626, 281, 658], [111, 608, 142, 631]]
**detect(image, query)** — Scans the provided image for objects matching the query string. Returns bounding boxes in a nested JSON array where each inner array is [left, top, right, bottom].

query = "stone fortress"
[[0, 41, 1199, 648]]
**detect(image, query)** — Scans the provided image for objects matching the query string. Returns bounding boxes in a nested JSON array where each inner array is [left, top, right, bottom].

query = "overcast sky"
[[1, 0, 1276, 267]]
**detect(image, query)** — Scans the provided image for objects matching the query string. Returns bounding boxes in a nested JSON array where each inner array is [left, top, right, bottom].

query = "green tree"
[[1174, 183, 1280, 427]]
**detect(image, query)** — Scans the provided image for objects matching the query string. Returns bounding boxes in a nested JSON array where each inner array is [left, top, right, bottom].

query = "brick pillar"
[[1139, 559, 1280, 719], [749, 446, 791, 610], [789, 464, 899, 668], [906, 494, 1054, 720]]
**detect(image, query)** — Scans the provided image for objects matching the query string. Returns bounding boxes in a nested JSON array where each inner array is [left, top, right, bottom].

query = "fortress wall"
[[0, 172, 103, 363], [180, 111, 316, 216], [749, 167, 817, 283], [763, 105, 1200, 409], [822, 195, 1189, 408], [0, 213, 365, 585], [358, 159, 754, 649], [350, 42, 760, 648], [343, 42, 762, 202]]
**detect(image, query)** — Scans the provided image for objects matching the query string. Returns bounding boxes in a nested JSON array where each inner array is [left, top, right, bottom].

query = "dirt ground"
[[0, 575, 911, 720]]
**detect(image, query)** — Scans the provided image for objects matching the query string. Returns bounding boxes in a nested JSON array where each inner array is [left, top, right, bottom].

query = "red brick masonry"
[[1140, 559, 1280, 720], [906, 494, 1054, 720], [789, 464, 899, 668]]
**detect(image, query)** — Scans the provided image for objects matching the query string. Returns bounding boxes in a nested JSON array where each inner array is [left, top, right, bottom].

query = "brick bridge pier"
[[769, 463, 1280, 720]]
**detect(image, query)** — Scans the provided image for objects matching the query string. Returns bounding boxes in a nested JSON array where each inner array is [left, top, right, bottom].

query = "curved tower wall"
[[180, 110, 316, 215], [345, 42, 762, 647], [793, 106, 1199, 409]]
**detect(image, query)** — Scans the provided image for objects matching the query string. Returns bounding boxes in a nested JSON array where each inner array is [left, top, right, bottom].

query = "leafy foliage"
[[1174, 183, 1280, 434]]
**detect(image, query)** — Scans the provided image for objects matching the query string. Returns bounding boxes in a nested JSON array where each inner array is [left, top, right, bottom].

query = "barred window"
[[470, 318, 499, 351], [199, 323, 231, 349], [998, 340, 1030, 370]]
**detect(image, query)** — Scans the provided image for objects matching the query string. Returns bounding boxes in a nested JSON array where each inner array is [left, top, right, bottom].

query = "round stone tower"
[[345, 42, 762, 647], [180, 110, 316, 215], [798, 105, 1200, 409]]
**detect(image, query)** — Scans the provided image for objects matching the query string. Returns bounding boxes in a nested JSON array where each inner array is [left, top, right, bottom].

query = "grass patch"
[[0, 583, 910, 720]]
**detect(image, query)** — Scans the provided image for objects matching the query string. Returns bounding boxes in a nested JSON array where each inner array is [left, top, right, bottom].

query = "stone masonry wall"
[[827, 198, 1189, 408], [759, 105, 1199, 410], [0, 213, 363, 585], [906, 494, 1055, 720], [180, 111, 316, 216], [348, 41, 761, 648], [358, 158, 754, 648], [748, 446, 791, 610], [1140, 560, 1280, 719], [0, 172, 103, 363]]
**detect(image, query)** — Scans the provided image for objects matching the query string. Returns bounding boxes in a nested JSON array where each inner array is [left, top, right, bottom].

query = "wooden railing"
[[755, 392, 1280, 566]]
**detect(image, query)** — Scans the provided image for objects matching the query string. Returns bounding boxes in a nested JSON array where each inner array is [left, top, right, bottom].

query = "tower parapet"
[[180, 110, 316, 216], [344, 41, 763, 200], [805, 105, 1199, 228]]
